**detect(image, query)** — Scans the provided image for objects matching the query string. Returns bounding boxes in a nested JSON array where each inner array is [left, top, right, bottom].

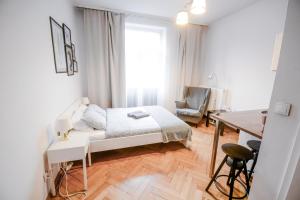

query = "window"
[[125, 23, 166, 107]]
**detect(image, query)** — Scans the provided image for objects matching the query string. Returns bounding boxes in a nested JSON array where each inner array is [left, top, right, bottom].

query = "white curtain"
[[83, 9, 126, 108], [125, 16, 180, 112], [176, 24, 206, 99], [125, 22, 165, 107]]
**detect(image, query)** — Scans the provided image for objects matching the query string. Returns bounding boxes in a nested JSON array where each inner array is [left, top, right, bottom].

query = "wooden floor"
[[49, 121, 248, 200]]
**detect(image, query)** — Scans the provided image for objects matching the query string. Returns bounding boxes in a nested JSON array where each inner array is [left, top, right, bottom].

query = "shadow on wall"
[[29, 124, 58, 199]]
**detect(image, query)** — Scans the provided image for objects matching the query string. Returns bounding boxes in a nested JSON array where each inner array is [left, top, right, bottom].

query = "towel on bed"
[[127, 110, 150, 119]]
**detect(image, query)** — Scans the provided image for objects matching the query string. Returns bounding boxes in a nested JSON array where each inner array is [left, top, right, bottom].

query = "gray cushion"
[[175, 100, 186, 108], [176, 108, 201, 117], [186, 87, 210, 110], [82, 109, 106, 130]]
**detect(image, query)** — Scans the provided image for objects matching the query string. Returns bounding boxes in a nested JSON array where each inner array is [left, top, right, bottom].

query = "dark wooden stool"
[[247, 140, 261, 178], [206, 143, 253, 200]]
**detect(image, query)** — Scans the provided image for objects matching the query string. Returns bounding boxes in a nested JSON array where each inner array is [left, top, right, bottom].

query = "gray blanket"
[[144, 106, 192, 143], [105, 106, 192, 143]]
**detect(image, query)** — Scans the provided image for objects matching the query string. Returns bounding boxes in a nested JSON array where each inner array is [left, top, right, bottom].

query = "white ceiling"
[[75, 0, 260, 25]]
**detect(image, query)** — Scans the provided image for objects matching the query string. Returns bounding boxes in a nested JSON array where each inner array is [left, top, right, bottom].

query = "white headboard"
[[57, 97, 87, 120], [47, 97, 88, 147]]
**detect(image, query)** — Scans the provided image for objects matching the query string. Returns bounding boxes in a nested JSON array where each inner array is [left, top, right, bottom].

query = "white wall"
[[250, 0, 300, 199], [201, 0, 288, 111], [0, 0, 86, 199]]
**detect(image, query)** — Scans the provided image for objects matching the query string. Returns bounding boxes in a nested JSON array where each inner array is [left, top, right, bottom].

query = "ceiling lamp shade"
[[190, 0, 206, 15], [176, 11, 189, 25]]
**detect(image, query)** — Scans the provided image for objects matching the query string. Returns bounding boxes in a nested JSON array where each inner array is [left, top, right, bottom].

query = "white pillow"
[[72, 105, 87, 121], [73, 120, 94, 131], [82, 108, 106, 130], [88, 104, 106, 117], [71, 105, 93, 131]]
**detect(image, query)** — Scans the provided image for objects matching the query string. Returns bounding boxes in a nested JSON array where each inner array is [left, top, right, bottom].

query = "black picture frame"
[[49, 17, 67, 73], [73, 60, 78, 73], [62, 23, 72, 46], [65, 45, 74, 76], [71, 43, 78, 73], [71, 43, 76, 61]]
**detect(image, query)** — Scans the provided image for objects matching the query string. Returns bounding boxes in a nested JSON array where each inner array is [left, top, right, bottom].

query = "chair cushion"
[[176, 108, 201, 117], [186, 87, 210, 110]]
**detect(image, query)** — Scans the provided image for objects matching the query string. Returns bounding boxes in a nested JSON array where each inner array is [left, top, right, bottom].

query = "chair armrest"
[[175, 100, 186, 108]]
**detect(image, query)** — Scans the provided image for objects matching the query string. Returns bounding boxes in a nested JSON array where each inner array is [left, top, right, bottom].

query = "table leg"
[[219, 122, 224, 136], [209, 120, 222, 177], [48, 162, 56, 196], [88, 147, 92, 166], [83, 157, 88, 190]]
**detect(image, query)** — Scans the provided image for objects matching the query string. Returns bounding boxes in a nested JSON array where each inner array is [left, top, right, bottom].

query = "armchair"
[[175, 86, 211, 127]]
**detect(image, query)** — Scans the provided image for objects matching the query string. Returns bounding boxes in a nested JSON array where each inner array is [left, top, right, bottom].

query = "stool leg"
[[234, 168, 243, 180], [249, 152, 258, 179], [226, 167, 243, 186], [227, 164, 235, 185], [206, 155, 228, 191], [226, 174, 231, 185], [228, 160, 237, 200], [243, 161, 251, 194]]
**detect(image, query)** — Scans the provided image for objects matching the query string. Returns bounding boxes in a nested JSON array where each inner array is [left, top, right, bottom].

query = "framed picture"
[[65, 45, 74, 76], [71, 43, 76, 61], [62, 23, 72, 46], [49, 17, 67, 73], [73, 60, 78, 73]]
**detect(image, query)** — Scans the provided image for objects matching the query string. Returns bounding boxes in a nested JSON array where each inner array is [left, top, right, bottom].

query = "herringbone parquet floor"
[[49, 121, 247, 200]]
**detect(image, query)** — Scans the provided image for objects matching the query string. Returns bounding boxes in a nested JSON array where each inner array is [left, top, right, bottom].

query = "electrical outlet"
[[274, 102, 291, 116]]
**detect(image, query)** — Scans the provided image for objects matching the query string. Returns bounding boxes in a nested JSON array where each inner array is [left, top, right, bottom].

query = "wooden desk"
[[209, 110, 264, 177]]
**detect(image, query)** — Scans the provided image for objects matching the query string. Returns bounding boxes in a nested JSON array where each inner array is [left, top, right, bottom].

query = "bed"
[[60, 98, 192, 164]]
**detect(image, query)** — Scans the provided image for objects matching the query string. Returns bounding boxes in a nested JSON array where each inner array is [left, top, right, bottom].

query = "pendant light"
[[176, 11, 189, 25], [190, 0, 206, 15]]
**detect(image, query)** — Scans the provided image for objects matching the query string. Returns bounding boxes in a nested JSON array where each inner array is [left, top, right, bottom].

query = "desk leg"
[[219, 122, 224, 136], [48, 162, 56, 196], [209, 120, 222, 177], [83, 157, 88, 190], [88, 147, 92, 167]]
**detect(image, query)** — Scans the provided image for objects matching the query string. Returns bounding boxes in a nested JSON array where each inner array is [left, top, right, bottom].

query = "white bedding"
[[69, 103, 191, 155], [71, 130, 106, 141], [105, 107, 161, 139], [105, 106, 191, 142], [70, 106, 162, 142], [57, 98, 190, 166]]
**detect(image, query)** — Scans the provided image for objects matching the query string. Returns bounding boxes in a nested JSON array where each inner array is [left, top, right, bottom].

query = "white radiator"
[[206, 87, 228, 111]]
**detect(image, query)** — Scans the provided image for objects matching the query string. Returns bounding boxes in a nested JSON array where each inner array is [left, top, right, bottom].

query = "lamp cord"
[[58, 163, 87, 200]]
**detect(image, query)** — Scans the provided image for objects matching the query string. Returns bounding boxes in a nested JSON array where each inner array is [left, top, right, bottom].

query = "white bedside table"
[[47, 132, 91, 196]]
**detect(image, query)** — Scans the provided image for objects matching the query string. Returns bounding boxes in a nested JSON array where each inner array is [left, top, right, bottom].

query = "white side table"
[[47, 132, 91, 196]]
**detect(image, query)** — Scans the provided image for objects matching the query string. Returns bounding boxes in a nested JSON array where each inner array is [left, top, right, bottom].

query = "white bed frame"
[[59, 98, 189, 163]]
